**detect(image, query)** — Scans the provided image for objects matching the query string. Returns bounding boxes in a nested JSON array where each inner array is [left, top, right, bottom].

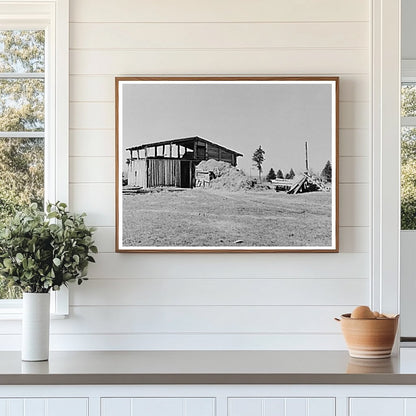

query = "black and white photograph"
[[116, 77, 338, 252]]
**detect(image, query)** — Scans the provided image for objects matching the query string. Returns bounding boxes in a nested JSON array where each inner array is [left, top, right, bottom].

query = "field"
[[122, 188, 332, 248]]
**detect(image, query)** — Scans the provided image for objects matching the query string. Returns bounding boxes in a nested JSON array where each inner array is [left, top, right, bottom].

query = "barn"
[[126, 136, 243, 188]]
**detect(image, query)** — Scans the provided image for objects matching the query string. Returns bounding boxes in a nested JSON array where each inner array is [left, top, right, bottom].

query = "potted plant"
[[0, 202, 97, 361]]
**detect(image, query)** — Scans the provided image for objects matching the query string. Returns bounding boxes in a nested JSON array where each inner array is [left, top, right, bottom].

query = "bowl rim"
[[340, 313, 400, 320]]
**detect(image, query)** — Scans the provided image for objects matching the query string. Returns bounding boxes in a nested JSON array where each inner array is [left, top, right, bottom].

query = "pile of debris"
[[195, 159, 257, 191], [287, 172, 330, 194]]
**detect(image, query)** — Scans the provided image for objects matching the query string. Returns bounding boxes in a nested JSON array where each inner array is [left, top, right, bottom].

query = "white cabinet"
[[101, 397, 215, 416], [350, 398, 416, 416], [0, 398, 88, 416], [228, 398, 335, 416]]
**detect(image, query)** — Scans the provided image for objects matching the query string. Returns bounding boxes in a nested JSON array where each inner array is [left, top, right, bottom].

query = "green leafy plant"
[[0, 202, 97, 293]]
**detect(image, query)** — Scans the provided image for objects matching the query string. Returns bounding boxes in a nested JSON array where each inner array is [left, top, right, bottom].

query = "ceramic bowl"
[[337, 313, 399, 359]]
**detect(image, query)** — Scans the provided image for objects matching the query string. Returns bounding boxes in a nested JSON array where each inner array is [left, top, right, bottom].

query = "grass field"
[[122, 188, 332, 248]]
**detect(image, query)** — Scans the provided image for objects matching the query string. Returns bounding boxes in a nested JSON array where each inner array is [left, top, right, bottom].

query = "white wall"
[[1, 0, 373, 350]]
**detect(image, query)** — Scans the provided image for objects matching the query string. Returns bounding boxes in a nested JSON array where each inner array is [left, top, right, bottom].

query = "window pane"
[[0, 78, 44, 131], [0, 30, 45, 73], [0, 30, 45, 301], [0, 137, 44, 215], [401, 127, 416, 230], [402, 83, 416, 117]]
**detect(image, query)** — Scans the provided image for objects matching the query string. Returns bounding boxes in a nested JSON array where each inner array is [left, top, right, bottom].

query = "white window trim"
[[371, 0, 401, 323], [0, 0, 69, 317]]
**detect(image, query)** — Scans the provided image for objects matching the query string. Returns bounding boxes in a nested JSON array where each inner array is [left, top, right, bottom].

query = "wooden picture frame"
[[115, 77, 339, 253]]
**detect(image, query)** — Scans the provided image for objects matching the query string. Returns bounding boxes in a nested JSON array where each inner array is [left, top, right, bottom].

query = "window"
[[0, 30, 45, 299], [401, 63, 416, 230], [0, 0, 69, 314]]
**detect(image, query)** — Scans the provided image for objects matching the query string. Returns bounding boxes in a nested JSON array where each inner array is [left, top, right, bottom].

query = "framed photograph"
[[115, 77, 339, 253]]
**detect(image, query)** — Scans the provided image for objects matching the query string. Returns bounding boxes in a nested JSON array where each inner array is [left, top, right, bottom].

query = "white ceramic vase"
[[22, 292, 50, 361]]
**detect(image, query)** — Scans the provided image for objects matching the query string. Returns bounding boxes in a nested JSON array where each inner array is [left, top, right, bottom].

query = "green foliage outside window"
[[0, 30, 45, 298], [401, 126, 416, 230]]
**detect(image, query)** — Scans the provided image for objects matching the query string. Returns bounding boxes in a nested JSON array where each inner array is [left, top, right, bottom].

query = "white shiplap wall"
[[43, 0, 371, 350]]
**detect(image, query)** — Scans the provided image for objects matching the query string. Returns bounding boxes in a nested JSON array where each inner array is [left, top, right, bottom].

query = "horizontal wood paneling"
[[69, 183, 114, 226], [0, 333, 347, 350], [70, 103, 113, 129], [86, 252, 369, 279], [339, 184, 369, 227], [0, 306, 352, 335], [69, 130, 115, 157], [71, 278, 368, 306], [339, 129, 369, 157], [69, 157, 114, 183], [339, 156, 369, 183], [70, 49, 368, 76], [49, 305, 350, 334], [70, 22, 368, 50], [339, 102, 369, 129], [69, 74, 369, 103], [339, 227, 369, 252], [69, 0, 369, 23]]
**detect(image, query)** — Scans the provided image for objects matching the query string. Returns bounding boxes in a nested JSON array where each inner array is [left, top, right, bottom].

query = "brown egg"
[[373, 311, 380, 318], [351, 305, 376, 319]]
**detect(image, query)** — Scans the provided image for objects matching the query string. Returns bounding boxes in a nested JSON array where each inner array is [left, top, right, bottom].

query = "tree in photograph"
[[276, 169, 284, 179], [288, 168, 295, 179], [266, 168, 276, 182], [252, 145, 265, 181], [321, 160, 332, 183]]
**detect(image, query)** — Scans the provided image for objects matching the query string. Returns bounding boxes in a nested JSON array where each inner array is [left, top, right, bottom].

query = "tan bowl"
[[337, 313, 399, 359]]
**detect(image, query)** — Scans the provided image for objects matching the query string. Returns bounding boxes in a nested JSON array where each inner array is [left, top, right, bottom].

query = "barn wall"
[[128, 159, 147, 188], [147, 159, 181, 188], [0, 0, 372, 350]]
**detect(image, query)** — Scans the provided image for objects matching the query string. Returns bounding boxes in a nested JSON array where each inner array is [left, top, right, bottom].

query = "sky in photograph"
[[121, 81, 333, 178]]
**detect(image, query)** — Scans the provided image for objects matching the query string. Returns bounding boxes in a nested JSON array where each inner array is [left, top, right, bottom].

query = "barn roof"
[[126, 136, 243, 157]]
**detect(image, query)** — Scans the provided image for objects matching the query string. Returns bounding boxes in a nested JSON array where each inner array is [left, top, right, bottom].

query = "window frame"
[[402, 61, 416, 128], [0, 0, 69, 316], [401, 60, 416, 235]]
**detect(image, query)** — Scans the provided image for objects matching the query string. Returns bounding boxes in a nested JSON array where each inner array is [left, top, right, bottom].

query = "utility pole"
[[305, 140, 309, 172]]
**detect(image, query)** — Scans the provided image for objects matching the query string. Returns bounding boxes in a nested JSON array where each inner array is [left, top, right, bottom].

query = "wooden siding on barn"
[[205, 142, 236, 166], [128, 159, 147, 188], [147, 158, 181, 188]]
